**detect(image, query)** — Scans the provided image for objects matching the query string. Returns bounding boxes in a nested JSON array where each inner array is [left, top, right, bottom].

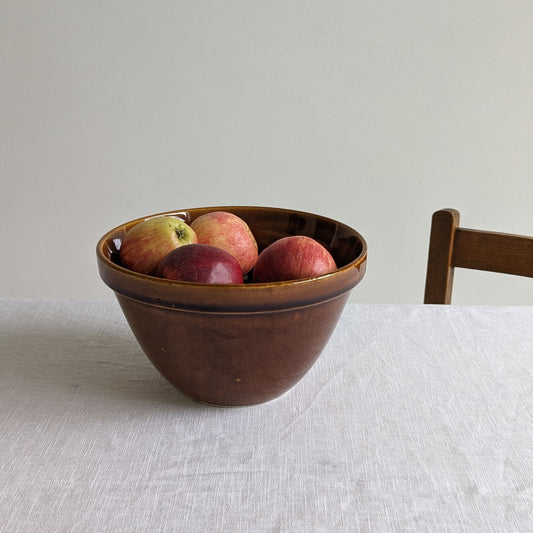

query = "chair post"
[[424, 209, 460, 304]]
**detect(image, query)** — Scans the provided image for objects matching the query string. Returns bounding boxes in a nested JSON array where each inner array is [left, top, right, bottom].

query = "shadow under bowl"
[[96, 206, 367, 406]]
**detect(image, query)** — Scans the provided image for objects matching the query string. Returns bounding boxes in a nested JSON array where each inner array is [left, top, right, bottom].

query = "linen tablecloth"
[[1, 298, 532, 532]]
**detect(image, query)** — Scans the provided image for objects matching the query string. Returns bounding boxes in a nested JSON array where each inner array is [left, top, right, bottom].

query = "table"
[[1, 298, 532, 532]]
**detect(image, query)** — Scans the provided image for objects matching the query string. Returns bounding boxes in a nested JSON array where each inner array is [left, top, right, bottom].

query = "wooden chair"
[[424, 208, 533, 304]]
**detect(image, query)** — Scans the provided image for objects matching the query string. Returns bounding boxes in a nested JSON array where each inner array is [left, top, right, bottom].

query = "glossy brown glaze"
[[96, 206, 367, 406]]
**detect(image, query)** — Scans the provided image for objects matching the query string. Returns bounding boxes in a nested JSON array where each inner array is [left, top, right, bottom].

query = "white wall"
[[2, 1, 532, 304]]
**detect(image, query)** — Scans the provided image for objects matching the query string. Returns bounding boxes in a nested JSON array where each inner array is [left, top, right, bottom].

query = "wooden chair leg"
[[424, 209, 460, 304]]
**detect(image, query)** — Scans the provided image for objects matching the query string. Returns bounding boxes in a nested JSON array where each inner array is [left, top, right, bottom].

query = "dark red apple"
[[157, 244, 244, 284], [253, 236, 337, 282], [190, 211, 258, 274], [119, 216, 197, 275]]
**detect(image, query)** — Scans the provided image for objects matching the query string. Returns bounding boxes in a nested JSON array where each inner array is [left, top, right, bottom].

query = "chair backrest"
[[424, 208, 533, 304]]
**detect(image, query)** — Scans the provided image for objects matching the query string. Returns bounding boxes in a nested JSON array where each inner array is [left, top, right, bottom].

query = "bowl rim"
[[98, 205, 366, 285], [96, 205, 367, 311]]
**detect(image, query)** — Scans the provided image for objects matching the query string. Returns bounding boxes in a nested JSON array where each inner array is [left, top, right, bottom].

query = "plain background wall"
[[2, 1, 532, 304]]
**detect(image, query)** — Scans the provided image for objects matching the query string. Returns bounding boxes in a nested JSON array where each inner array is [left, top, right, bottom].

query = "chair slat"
[[453, 228, 533, 277]]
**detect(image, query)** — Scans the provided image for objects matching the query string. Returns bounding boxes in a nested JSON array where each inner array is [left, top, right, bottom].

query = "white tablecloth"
[[1, 298, 532, 532]]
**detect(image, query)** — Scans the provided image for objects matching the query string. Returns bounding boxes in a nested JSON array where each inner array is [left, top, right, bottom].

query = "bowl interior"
[[102, 205, 366, 276]]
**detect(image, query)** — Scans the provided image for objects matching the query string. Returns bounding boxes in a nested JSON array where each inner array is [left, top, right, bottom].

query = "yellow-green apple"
[[190, 211, 258, 274], [157, 244, 243, 284], [253, 235, 337, 282], [119, 216, 197, 275]]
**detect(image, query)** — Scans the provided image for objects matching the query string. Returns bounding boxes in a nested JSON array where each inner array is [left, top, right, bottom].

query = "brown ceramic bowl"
[[96, 206, 367, 406]]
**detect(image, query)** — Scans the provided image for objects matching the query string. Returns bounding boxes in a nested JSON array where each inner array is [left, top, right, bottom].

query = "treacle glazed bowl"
[[96, 206, 367, 406]]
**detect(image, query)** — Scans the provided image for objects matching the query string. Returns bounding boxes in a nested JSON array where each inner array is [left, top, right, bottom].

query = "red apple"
[[119, 216, 198, 275], [253, 235, 337, 282], [190, 211, 258, 274], [157, 244, 243, 284]]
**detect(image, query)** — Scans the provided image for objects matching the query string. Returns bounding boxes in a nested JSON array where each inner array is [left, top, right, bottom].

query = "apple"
[[190, 211, 258, 274], [157, 244, 243, 284], [119, 216, 198, 275], [253, 235, 337, 282]]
